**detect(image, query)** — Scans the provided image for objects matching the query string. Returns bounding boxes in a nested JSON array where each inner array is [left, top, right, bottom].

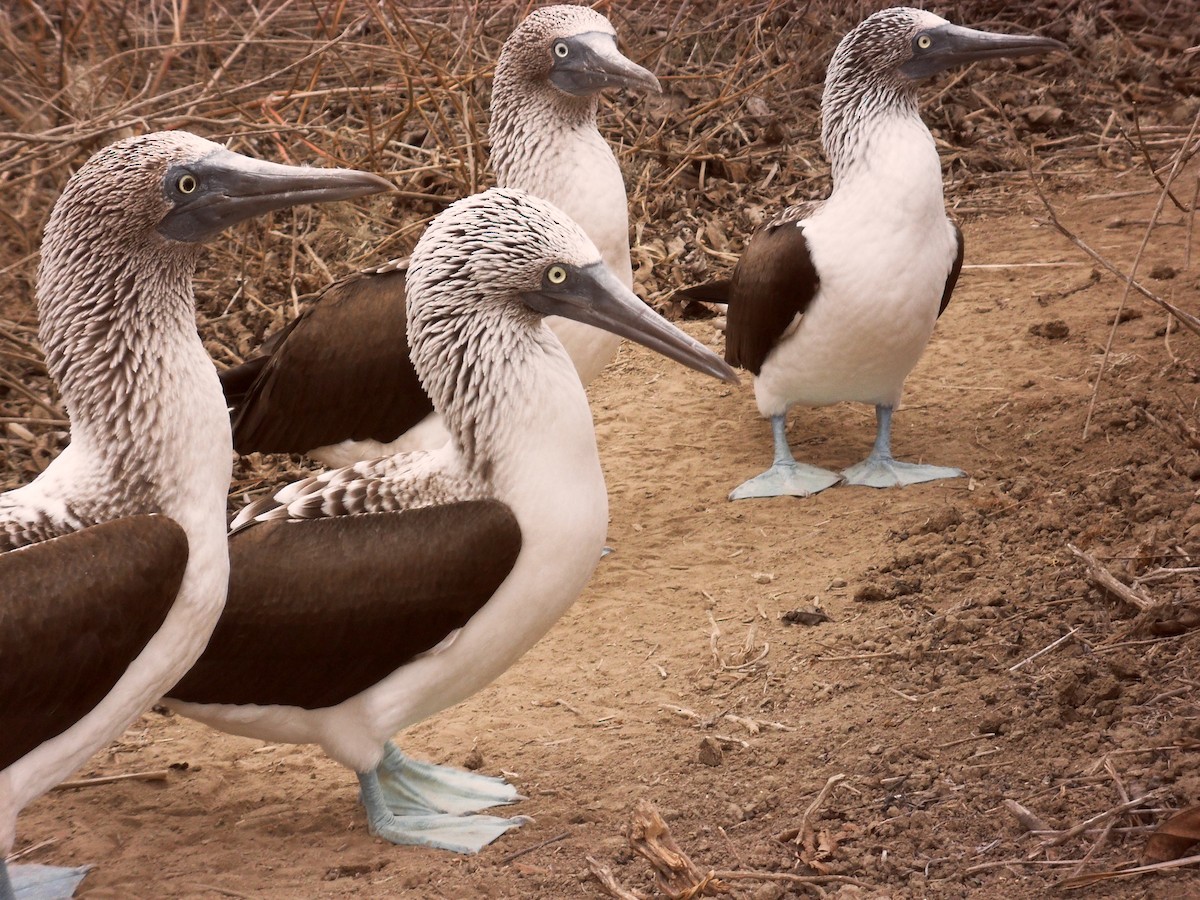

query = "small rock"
[[746, 96, 771, 117], [751, 883, 785, 900], [1112, 307, 1144, 324], [1021, 104, 1063, 125], [699, 736, 723, 767], [462, 747, 484, 771], [1029, 320, 1070, 339], [854, 583, 890, 603], [977, 716, 1006, 736], [782, 606, 831, 626], [752, 572, 774, 584], [919, 506, 962, 534]]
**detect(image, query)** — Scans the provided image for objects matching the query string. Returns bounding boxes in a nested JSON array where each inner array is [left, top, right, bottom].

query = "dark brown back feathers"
[[225, 266, 433, 455], [723, 220, 820, 375], [169, 501, 523, 710], [1, 515, 189, 772]]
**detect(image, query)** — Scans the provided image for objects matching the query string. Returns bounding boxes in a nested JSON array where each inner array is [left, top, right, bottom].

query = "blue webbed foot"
[[729, 461, 842, 500], [359, 765, 528, 853], [842, 404, 964, 488], [730, 413, 842, 500], [4, 860, 90, 900], [841, 454, 964, 488], [366, 808, 530, 854], [376, 742, 523, 816]]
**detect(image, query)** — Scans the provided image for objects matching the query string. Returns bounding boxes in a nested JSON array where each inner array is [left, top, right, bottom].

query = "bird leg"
[[729, 414, 842, 500], [357, 766, 530, 854], [2, 859, 91, 900], [841, 405, 964, 487], [375, 741, 524, 816]]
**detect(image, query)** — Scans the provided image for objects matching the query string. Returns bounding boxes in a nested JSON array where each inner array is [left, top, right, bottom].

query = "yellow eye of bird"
[[547, 265, 568, 285], [916, 34, 932, 50], [553, 41, 569, 59], [177, 173, 198, 194]]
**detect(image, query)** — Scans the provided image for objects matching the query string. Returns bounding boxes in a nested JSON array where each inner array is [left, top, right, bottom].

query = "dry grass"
[[0, 0, 1196, 487]]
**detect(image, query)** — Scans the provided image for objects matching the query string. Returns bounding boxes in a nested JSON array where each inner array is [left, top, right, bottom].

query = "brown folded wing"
[[225, 267, 434, 455], [0, 515, 189, 772], [724, 219, 820, 375], [169, 501, 523, 710]]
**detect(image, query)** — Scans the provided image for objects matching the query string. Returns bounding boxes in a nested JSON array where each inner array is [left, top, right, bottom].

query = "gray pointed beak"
[[550, 32, 661, 97], [523, 261, 737, 384], [159, 147, 393, 243], [901, 23, 1067, 80]]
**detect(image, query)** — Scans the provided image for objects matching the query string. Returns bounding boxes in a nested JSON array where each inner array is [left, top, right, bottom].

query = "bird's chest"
[[760, 177, 957, 406], [808, 119, 956, 330], [808, 200, 955, 340]]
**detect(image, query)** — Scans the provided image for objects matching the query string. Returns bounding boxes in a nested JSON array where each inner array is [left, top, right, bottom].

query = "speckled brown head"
[[822, 8, 1065, 175], [493, 5, 659, 99], [33, 131, 390, 492], [489, 4, 660, 159]]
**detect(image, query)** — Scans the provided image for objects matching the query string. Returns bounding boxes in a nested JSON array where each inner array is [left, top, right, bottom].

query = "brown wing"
[[168, 501, 523, 710], [674, 280, 731, 305], [724, 217, 820, 375], [0, 515, 189, 772], [939, 224, 964, 319], [673, 203, 824, 310], [218, 355, 269, 408], [226, 266, 434, 455]]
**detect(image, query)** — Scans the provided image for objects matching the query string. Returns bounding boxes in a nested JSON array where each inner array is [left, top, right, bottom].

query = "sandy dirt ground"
[[4, 163, 1197, 899]]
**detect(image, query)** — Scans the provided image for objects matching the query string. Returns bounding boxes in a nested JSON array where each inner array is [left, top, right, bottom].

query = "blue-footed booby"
[[0, 131, 389, 900], [680, 8, 1065, 500], [166, 186, 736, 854], [221, 5, 660, 467]]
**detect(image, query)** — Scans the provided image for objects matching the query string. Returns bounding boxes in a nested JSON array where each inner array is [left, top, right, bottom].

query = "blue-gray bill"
[[159, 148, 392, 243], [523, 261, 738, 385], [549, 31, 661, 96], [901, 24, 1067, 80]]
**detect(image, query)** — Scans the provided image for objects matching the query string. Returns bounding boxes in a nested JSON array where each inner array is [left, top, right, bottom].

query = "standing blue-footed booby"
[[680, 8, 1065, 500], [221, 5, 660, 467], [166, 187, 736, 854], [0, 131, 389, 900]]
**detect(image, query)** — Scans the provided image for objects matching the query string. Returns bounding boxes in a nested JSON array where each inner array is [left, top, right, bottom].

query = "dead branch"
[[1068, 543, 1158, 611]]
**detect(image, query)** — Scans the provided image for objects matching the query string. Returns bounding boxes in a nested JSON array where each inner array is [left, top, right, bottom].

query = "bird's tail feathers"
[[674, 279, 732, 305]]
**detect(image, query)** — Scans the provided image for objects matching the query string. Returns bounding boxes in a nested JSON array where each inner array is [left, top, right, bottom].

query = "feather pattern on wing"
[[0, 492, 90, 552], [230, 450, 488, 533]]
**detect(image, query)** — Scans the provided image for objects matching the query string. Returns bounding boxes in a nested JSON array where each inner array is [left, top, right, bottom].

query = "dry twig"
[[1068, 543, 1157, 611], [629, 799, 725, 899], [51, 769, 171, 791]]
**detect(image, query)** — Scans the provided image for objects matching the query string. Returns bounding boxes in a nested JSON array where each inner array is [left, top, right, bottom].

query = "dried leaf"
[[702, 219, 727, 252], [1144, 804, 1200, 863], [1022, 104, 1064, 125]]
